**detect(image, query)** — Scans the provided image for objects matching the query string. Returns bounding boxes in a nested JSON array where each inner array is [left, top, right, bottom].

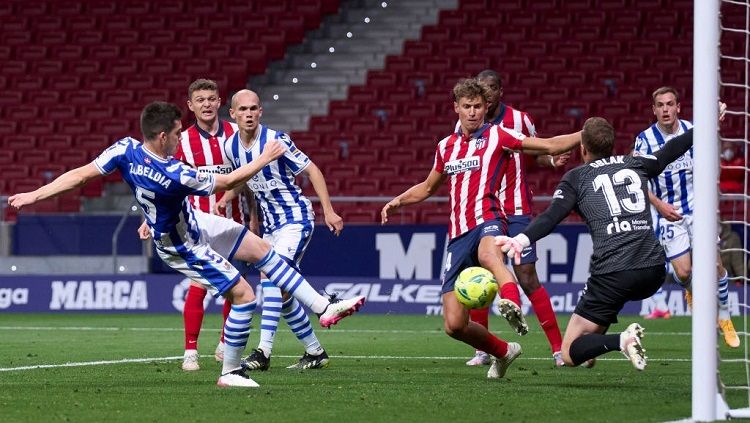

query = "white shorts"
[[263, 222, 314, 267], [655, 213, 693, 261], [156, 210, 248, 297]]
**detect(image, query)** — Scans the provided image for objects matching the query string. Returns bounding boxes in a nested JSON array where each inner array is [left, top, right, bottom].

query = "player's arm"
[[302, 161, 343, 236], [213, 184, 244, 215], [496, 175, 577, 264], [213, 140, 284, 193], [536, 153, 571, 168], [520, 131, 582, 156], [639, 129, 694, 178], [8, 163, 101, 210], [381, 170, 446, 224]]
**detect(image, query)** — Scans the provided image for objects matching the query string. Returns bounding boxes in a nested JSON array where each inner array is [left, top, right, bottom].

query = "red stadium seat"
[[5, 105, 39, 120], [67, 16, 98, 31], [45, 105, 78, 120], [96, 119, 131, 136], [16, 45, 47, 60], [86, 75, 119, 90], [21, 121, 55, 136], [3, 135, 36, 150], [309, 116, 340, 133], [348, 86, 379, 103], [125, 45, 158, 60], [403, 41, 434, 57], [36, 31, 68, 45], [17, 150, 51, 165], [44, 135, 74, 150], [367, 70, 398, 87], [0, 151, 15, 165], [347, 118, 380, 134], [342, 209, 379, 224], [324, 164, 360, 179], [58, 121, 92, 136], [135, 16, 167, 31], [328, 100, 361, 119], [0, 165, 30, 180], [342, 179, 381, 196], [257, 30, 286, 60]]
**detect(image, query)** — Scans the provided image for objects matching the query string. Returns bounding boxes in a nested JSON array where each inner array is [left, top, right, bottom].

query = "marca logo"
[[49, 280, 148, 310], [0, 288, 29, 309], [444, 157, 480, 175]]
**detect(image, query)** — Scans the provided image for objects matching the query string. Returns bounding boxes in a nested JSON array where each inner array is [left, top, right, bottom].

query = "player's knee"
[[477, 251, 499, 269], [673, 267, 691, 284], [443, 319, 467, 339]]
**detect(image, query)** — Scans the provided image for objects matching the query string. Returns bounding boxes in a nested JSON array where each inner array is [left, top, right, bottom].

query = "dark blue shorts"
[[441, 220, 507, 294], [507, 215, 537, 265]]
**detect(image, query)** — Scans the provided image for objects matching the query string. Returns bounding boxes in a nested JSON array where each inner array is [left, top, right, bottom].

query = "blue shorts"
[[507, 215, 537, 265], [441, 220, 506, 295]]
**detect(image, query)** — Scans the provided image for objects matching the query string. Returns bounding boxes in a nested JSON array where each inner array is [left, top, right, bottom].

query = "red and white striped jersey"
[[175, 120, 243, 223], [433, 123, 526, 240], [491, 104, 536, 216]]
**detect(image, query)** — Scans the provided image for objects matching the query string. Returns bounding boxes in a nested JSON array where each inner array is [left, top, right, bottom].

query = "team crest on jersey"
[[144, 157, 151, 164], [473, 137, 487, 149], [196, 172, 208, 183]]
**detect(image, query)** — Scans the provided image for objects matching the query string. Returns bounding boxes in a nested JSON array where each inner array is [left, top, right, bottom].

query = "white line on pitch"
[[0, 354, 693, 372], [0, 326, 695, 336]]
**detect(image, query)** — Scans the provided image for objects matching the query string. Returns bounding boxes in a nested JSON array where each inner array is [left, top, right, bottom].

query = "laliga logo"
[[0, 288, 29, 309], [172, 278, 215, 312]]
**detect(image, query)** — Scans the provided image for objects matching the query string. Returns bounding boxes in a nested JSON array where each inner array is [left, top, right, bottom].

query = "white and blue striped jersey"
[[633, 119, 694, 215], [224, 124, 313, 232], [93, 137, 216, 244]]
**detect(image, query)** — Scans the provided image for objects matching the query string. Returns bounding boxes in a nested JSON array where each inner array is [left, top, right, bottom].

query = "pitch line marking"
[[0, 326, 695, 336], [0, 354, 693, 372]]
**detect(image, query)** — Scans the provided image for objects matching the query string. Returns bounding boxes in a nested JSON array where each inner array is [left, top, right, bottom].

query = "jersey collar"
[[194, 119, 225, 139], [488, 103, 507, 125]]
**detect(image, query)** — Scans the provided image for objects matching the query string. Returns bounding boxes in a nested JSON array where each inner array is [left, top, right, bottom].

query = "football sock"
[[254, 250, 328, 313], [500, 282, 522, 308], [651, 287, 669, 310], [184, 284, 206, 351], [258, 280, 282, 356], [220, 298, 231, 343], [568, 334, 621, 366], [528, 286, 563, 353], [222, 301, 256, 374], [282, 297, 323, 354], [469, 308, 490, 353], [474, 328, 509, 358], [672, 271, 692, 291], [718, 270, 730, 319]]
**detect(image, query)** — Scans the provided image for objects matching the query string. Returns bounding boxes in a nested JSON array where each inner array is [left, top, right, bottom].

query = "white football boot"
[[217, 368, 260, 388], [319, 295, 366, 328], [620, 323, 646, 371], [487, 342, 522, 379], [181, 350, 200, 371]]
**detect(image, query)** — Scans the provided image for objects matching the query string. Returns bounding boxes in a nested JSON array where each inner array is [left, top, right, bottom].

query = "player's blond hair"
[[582, 117, 615, 158], [188, 79, 218, 100], [651, 86, 680, 104], [452, 78, 491, 103]]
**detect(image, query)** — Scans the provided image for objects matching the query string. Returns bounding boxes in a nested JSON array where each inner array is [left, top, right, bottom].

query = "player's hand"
[[325, 211, 344, 236], [380, 199, 401, 224], [654, 199, 682, 222], [553, 152, 571, 168], [7, 192, 37, 210], [494, 235, 523, 265], [259, 140, 285, 163], [137, 221, 151, 240], [212, 200, 227, 216], [719, 101, 728, 122]]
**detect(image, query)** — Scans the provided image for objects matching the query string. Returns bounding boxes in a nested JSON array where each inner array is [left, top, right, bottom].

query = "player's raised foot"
[[719, 318, 741, 348], [644, 308, 671, 320], [552, 351, 565, 368], [214, 341, 224, 362], [287, 350, 330, 370], [240, 348, 271, 371], [217, 368, 260, 388], [319, 295, 366, 328], [466, 351, 491, 366], [487, 342, 522, 379], [497, 299, 529, 336], [181, 350, 200, 371], [620, 323, 647, 371]]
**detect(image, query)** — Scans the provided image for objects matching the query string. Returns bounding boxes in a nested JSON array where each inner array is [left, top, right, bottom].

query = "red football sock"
[[183, 285, 207, 350], [475, 331, 508, 359], [500, 282, 522, 308], [220, 299, 232, 343], [469, 307, 489, 329], [528, 286, 563, 353]]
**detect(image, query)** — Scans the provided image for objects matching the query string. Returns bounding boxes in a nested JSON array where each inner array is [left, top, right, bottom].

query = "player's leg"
[[182, 280, 207, 371], [243, 275, 277, 371], [233, 230, 364, 326], [646, 219, 672, 318], [443, 292, 521, 379], [196, 210, 364, 327], [509, 215, 562, 364], [477, 234, 528, 335], [717, 255, 740, 348]]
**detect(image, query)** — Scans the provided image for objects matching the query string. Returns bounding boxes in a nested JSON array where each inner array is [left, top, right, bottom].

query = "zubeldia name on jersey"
[[444, 156, 480, 175], [128, 163, 171, 189]]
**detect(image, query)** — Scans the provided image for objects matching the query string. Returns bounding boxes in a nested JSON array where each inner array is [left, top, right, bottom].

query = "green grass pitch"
[[0, 313, 746, 422]]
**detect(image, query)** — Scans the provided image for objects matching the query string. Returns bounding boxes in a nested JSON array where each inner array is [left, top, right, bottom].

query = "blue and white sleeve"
[[277, 132, 310, 175], [93, 138, 130, 175]]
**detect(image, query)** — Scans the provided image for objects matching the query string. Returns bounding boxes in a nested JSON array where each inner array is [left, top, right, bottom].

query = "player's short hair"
[[188, 78, 218, 99], [582, 117, 615, 158], [453, 78, 491, 103], [476, 69, 503, 89], [140, 102, 182, 141], [651, 86, 679, 104]]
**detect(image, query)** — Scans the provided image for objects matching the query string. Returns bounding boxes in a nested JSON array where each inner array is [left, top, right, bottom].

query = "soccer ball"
[[454, 267, 498, 309]]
